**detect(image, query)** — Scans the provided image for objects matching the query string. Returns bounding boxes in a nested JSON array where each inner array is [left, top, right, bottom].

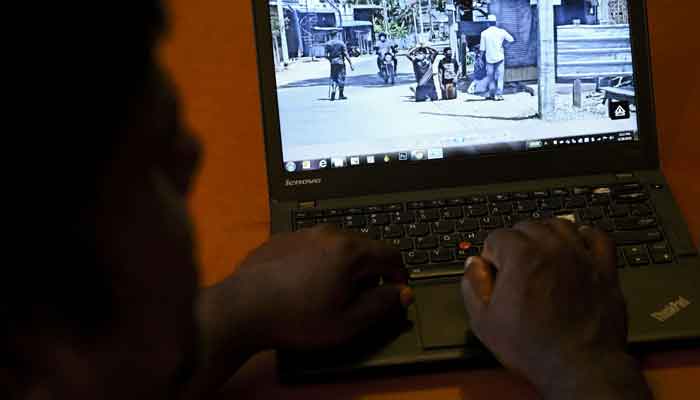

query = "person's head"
[[379, 33, 387, 42], [488, 14, 498, 27], [415, 51, 426, 62], [330, 29, 340, 39], [444, 48, 453, 60], [4, 1, 202, 398]]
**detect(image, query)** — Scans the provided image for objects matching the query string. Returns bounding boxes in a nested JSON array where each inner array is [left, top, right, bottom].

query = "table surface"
[[163, 0, 700, 398]]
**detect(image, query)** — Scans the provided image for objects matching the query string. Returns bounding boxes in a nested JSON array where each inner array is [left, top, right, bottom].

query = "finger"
[[342, 284, 413, 333], [540, 218, 587, 251], [578, 225, 618, 283], [461, 256, 496, 322], [345, 236, 407, 284], [481, 228, 531, 271]]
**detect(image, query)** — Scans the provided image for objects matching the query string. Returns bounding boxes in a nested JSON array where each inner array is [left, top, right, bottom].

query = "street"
[[275, 55, 637, 162]]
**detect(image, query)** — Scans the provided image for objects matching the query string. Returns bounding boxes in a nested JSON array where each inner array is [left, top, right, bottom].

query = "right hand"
[[461, 219, 651, 399]]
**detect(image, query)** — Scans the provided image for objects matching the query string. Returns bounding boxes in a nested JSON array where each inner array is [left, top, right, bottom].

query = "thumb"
[[343, 284, 413, 332], [461, 256, 496, 320]]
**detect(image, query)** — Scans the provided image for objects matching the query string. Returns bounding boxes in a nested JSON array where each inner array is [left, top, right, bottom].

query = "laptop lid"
[[252, 1, 658, 203]]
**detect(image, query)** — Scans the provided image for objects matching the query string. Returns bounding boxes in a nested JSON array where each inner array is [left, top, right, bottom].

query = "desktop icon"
[[350, 156, 361, 166], [285, 162, 297, 172], [366, 155, 376, 164], [428, 148, 444, 160], [318, 159, 328, 169]]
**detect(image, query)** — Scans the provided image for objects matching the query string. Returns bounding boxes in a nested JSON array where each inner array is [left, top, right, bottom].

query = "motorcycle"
[[379, 53, 396, 85]]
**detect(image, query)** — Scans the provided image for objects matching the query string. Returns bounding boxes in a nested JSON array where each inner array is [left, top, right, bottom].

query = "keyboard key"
[[530, 210, 554, 220], [616, 248, 626, 268], [579, 207, 604, 221], [456, 246, 481, 261], [441, 207, 463, 219], [407, 223, 430, 237], [589, 194, 611, 206], [417, 209, 441, 222], [391, 211, 415, 224], [513, 192, 531, 200], [573, 187, 591, 196], [480, 216, 503, 229], [607, 205, 629, 218], [295, 210, 322, 219], [651, 252, 673, 264], [552, 188, 570, 197], [533, 190, 550, 198], [430, 248, 454, 263], [630, 204, 652, 217], [382, 225, 404, 239], [489, 193, 511, 202], [648, 242, 670, 253], [407, 201, 428, 210], [364, 205, 384, 213], [368, 213, 390, 226], [344, 215, 366, 228], [447, 198, 466, 206], [346, 208, 364, 215], [385, 204, 403, 212], [405, 250, 429, 265], [319, 217, 342, 228], [456, 218, 479, 232], [466, 204, 489, 217], [358, 226, 381, 240], [613, 183, 643, 194], [615, 192, 648, 204], [539, 198, 563, 211], [490, 202, 513, 215], [611, 230, 662, 245], [564, 196, 587, 209], [429, 200, 447, 208], [387, 238, 414, 251], [432, 220, 455, 234], [627, 254, 650, 267], [592, 186, 613, 195], [614, 217, 657, 231], [439, 233, 461, 248], [324, 209, 345, 217], [464, 231, 490, 245], [295, 219, 316, 229], [623, 246, 647, 258], [467, 195, 487, 204], [416, 236, 439, 250], [409, 265, 465, 280], [593, 219, 615, 232], [515, 200, 537, 213]]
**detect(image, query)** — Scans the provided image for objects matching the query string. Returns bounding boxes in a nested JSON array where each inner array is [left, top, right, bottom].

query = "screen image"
[[267, 0, 639, 173]]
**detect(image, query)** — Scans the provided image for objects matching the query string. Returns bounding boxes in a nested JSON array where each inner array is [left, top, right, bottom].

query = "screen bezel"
[[252, 0, 659, 202]]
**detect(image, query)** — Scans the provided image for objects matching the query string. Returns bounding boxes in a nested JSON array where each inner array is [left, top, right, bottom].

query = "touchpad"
[[414, 281, 473, 349]]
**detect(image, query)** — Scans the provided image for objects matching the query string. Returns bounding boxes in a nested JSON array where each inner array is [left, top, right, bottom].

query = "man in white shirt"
[[479, 14, 515, 101]]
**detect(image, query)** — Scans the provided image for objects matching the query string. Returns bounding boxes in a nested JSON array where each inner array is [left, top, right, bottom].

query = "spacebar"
[[409, 263, 465, 280]]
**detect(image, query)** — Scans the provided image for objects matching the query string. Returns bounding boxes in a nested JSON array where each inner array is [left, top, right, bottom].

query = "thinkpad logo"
[[285, 178, 322, 187], [651, 296, 691, 323]]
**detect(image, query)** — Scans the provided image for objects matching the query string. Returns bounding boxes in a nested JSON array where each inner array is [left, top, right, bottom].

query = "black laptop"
[[252, 0, 699, 381]]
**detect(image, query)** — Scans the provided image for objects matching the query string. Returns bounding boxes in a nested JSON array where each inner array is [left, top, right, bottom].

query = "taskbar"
[[283, 131, 639, 173]]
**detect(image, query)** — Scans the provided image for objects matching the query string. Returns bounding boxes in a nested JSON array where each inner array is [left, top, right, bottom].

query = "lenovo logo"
[[285, 178, 323, 187]]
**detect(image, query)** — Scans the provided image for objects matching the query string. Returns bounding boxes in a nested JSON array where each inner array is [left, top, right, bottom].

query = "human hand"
[[461, 219, 651, 399], [208, 225, 413, 352]]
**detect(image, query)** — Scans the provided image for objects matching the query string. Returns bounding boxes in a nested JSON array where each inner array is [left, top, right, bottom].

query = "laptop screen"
[[268, 1, 639, 173]]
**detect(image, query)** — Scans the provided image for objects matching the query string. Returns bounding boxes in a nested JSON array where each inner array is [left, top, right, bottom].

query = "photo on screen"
[[267, 0, 638, 171]]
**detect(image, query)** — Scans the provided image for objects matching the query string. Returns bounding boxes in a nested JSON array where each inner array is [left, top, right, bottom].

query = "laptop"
[[252, 0, 700, 381]]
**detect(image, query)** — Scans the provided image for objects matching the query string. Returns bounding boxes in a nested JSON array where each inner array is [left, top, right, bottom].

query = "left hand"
[[203, 225, 412, 351]]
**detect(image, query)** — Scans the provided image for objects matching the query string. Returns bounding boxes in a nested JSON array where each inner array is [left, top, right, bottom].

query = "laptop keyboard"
[[292, 182, 675, 280]]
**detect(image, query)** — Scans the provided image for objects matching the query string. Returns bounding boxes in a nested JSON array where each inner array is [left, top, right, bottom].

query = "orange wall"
[[163, 0, 700, 286]]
